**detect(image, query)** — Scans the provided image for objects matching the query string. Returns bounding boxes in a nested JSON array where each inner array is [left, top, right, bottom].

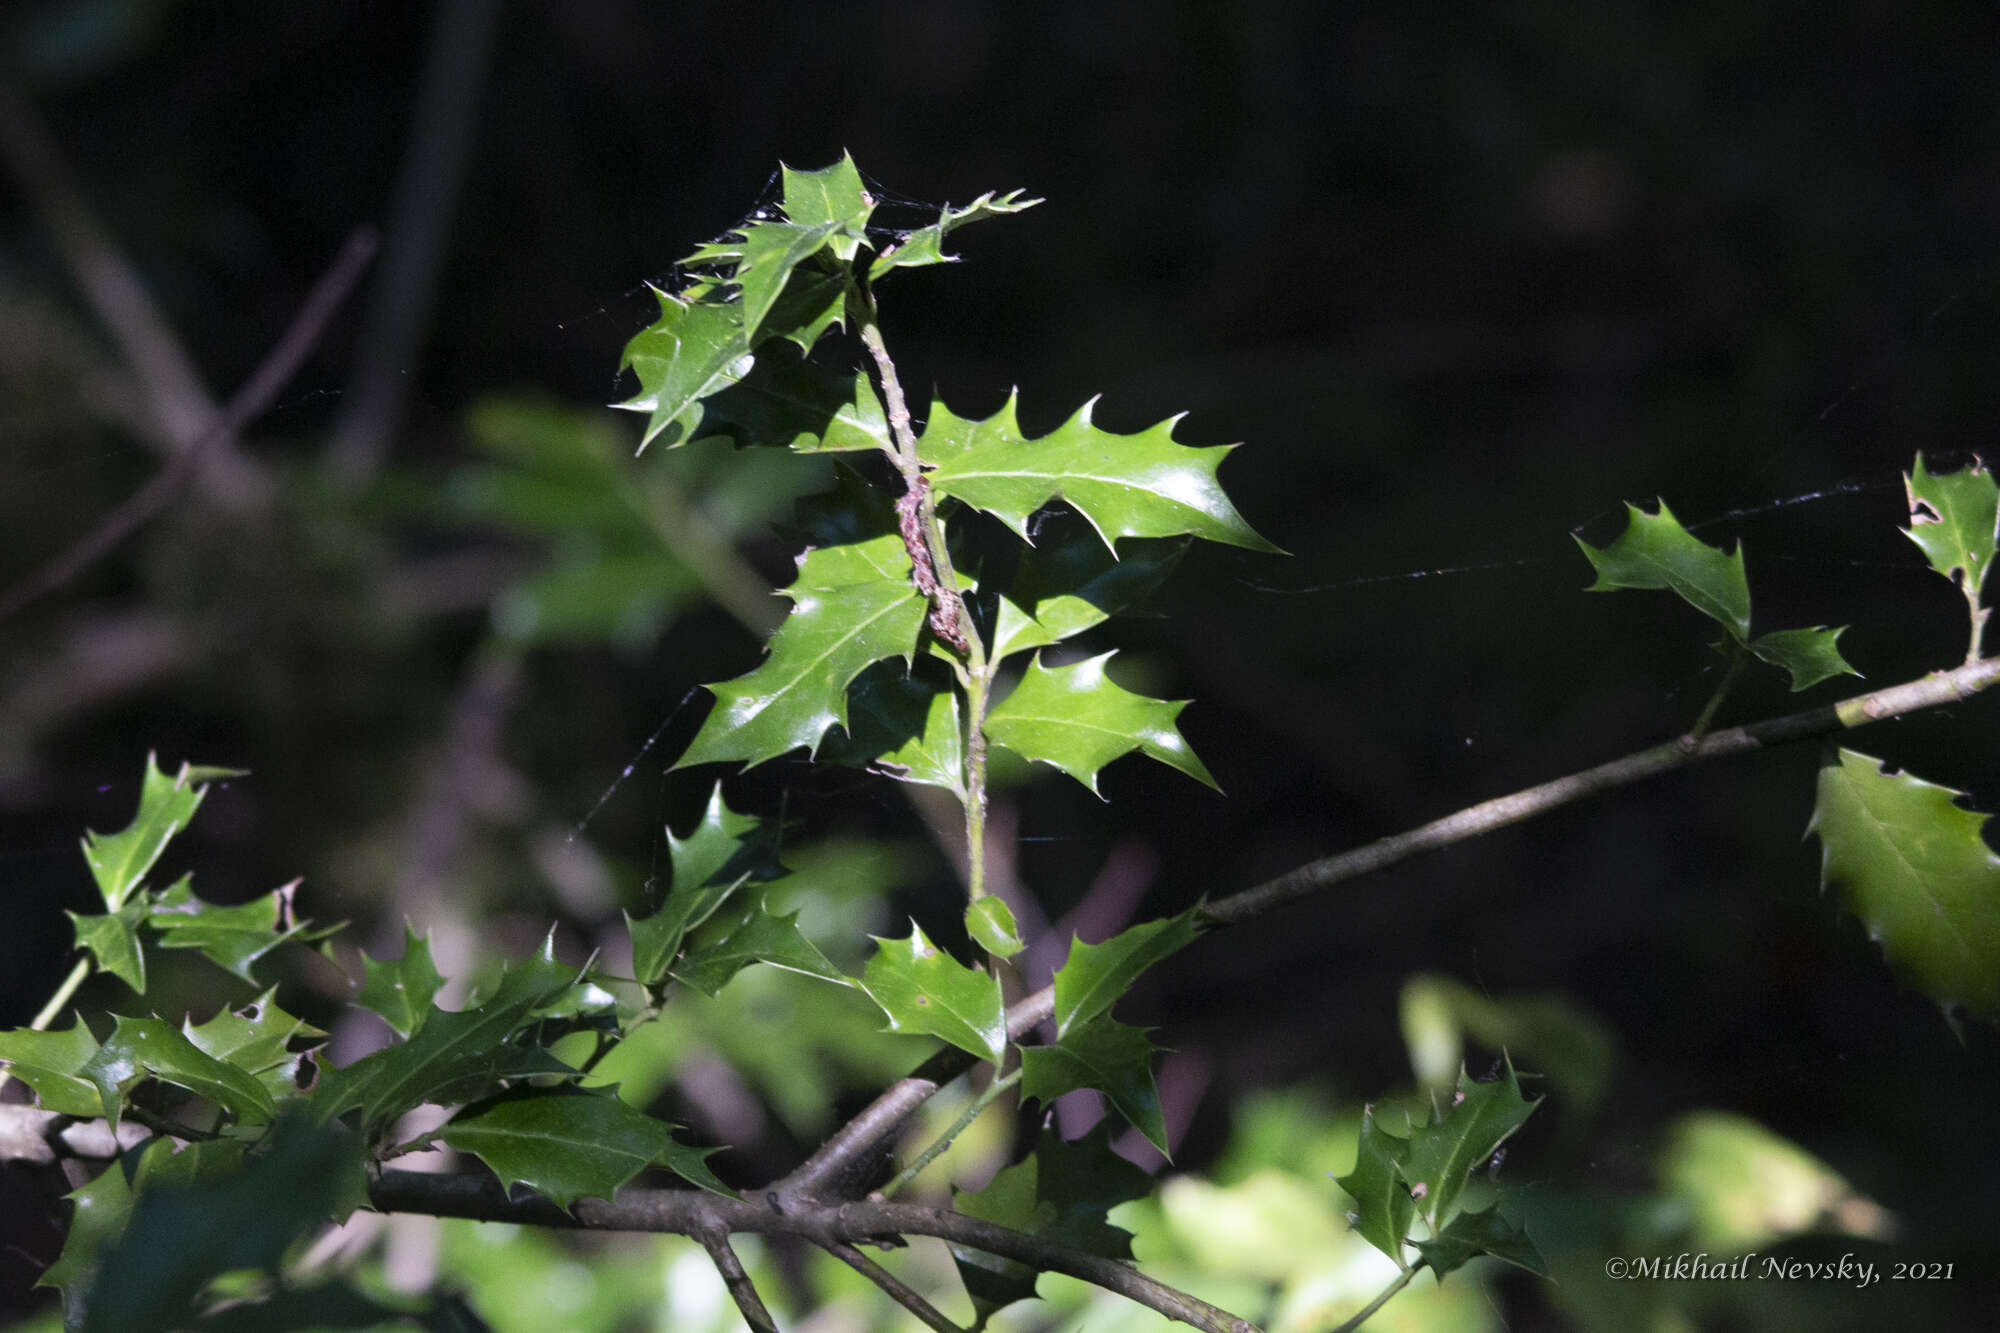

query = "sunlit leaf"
[[965, 897, 1025, 959], [672, 906, 848, 996], [1809, 747, 2000, 1030], [918, 395, 1278, 552], [1050, 907, 1205, 1038], [1411, 1204, 1548, 1279], [869, 188, 1041, 276], [68, 902, 148, 994], [779, 152, 875, 260], [78, 1015, 278, 1130], [80, 754, 241, 911], [859, 922, 1005, 1062], [613, 289, 753, 452], [1019, 1014, 1167, 1154], [354, 924, 448, 1039], [0, 1021, 105, 1116], [1577, 500, 1751, 642], [987, 651, 1215, 794], [439, 1086, 696, 1210], [1748, 625, 1859, 691], [1904, 452, 1998, 594]]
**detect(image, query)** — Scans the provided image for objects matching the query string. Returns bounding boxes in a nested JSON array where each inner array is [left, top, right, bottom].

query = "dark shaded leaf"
[[353, 925, 448, 1039], [818, 661, 966, 795], [68, 902, 148, 994], [1748, 625, 1859, 691], [672, 907, 848, 996], [78, 1016, 278, 1130], [626, 785, 779, 987], [1411, 1204, 1548, 1280], [1050, 908, 1205, 1038], [1400, 1063, 1540, 1235], [1333, 1105, 1419, 1268], [438, 1086, 697, 1210], [1020, 1014, 1167, 1154]]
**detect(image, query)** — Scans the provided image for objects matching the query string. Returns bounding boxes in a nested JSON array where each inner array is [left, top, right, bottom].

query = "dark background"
[[4, 2, 1999, 1328]]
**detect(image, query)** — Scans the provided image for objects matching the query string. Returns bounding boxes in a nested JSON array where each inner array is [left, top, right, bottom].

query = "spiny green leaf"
[[987, 531, 1186, 662], [39, 1137, 138, 1311], [671, 907, 848, 996], [965, 897, 1025, 959], [686, 218, 847, 341], [1400, 1063, 1540, 1236], [78, 1015, 278, 1130], [869, 189, 1041, 277], [310, 940, 579, 1135], [1411, 1204, 1548, 1280], [1020, 1014, 1168, 1155], [0, 1021, 105, 1116], [1904, 452, 1998, 594], [438, 1086, 700, 1210], [354, 924, 448, 1039], [950, 1125, 1150, 1327], [613, 287, 755, 453], [918, 394, 1278, 552], [626, 784, 780, 987], [68, 902, 148, 994], [688, 341, 891, 453], [1334, 1105, 1420, 1268], [818, 662, 966, 795], [860, 922, 1005, 1062], [1809, 748, 2000, 1030], [676, 544, 926, 771], [988, 651, 1215, 795], [80, 754, 240, 911], [147, 877, 329, 984], [1051, 907, 1206, 1038], [183, 989, 321, 1100], [1749, 625, 1860, 691], [1577, 500, 1751, 642], [780, 152, 875, 259]]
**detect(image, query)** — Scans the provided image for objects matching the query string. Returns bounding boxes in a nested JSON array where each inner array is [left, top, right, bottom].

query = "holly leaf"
[[1019, 1014, 1168, 1154], [626, 785, 780, 987], [1809, 747, 2000, 1030], [965, 897, 1025, 959], [1411, 1204, 1548, 1280], [676, 542, 926, 771], [38, 1137, 136, 1313], [354, 924, 448, 1039], [685, 218, 847, 341], [78, 1015, 278, 1130], [183, 989, 321, 1099], [671, 906, 848, 996], [613, 289, 753, 453], [819, 661, 966, 795], [870, 189, 1041, 276], [68, 902, 149, 994], [1050, 907, 1205, 1038], [1334, 1105, 1420, 1267], [1743, 626, 1859, 691], [147, 877, 327, 984], [1399, 1063, 1540, 1235], [951, 1125, 1151, 1327], [310, 940, 579, 1136], [688, 341, 892, 453], [1577, 500, 1751, 642], [987, 651, 1216, 795], [438, 1086, 698, 1210], [0, 1021, 105, 1116], [859, 922, 1005, 1062], [918, 395, 1278, 552], [81, 754, 241, 911], [1904, 452, 1998, 594], [988, 532, 1187, 661], [779, 152, 875, 259]]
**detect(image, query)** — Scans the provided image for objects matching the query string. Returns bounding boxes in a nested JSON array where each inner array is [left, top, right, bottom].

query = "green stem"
[[965, 669, 992, 901], [879, 1066, 1021, 1199], [1964, 581, 1988, 665], [1329, 1260, 1427, 1333], [1688, 646, 1750, 741], [0, 956, 93, 1098]]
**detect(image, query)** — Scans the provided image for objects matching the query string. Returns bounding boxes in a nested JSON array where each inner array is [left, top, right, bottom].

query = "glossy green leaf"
[[950, 1125, 1150, 1327], [147, 878, 327, 984], [965, 897, 1025, 959], [39, 1138, 137, 1312], [987, 651, 1216, 794], [779, 152, 875, 259], [354, 925, 448, 1039], [869, 188, 1041, 276], [438, 1086, 695, 1210], [1749, 625, 1859, 691], [687, 218, 845, 340], [1411, 1204, 1548, 1280], [1019, 1014, 1168, 1154], [68, 902, 148, 994], [183, 989, 321, 1099], [1334, 1105, 1420, 1268], [311, 941, 579, 1135], [818, 662, 966, 795], [78, 1015, 278, 1130], [988, 532, 1186, 661], [676, 543, 926, 771], [613, 289, 753, 452], [626, 785, 779, 987], [918, 395, 1278, 552], [859, 922, 1005, 1062], [1904, 452, 1998, 593], [1809, 747, 2000, 1029], [688, 341, 892, 453], [81, 754, 240, 911], [1399, 1063, 1540, 1235], [671, 907, 848, 996], [1577, 500, 1751, 642], [1050, 907, 1205, 1038], [0, 1021, 105, 1116]]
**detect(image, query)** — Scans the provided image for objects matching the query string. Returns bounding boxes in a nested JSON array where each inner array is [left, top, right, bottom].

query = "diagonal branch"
[[694, 1218, 781, 1333], [820, 1241, 967, 1333], [773, 653, 2000, 1202], [0, 229, 379, 625]]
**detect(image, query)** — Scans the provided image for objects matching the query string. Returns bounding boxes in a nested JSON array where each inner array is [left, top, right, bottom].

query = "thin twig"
[[694, 1222, 781, 1333], [1329, 1261, 1425, 1333], [821, 1241, 967, 1333], [0, 229, 380, 625], [774, 654, 2000, 1200], [880, 1068, 1021, 1199]]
